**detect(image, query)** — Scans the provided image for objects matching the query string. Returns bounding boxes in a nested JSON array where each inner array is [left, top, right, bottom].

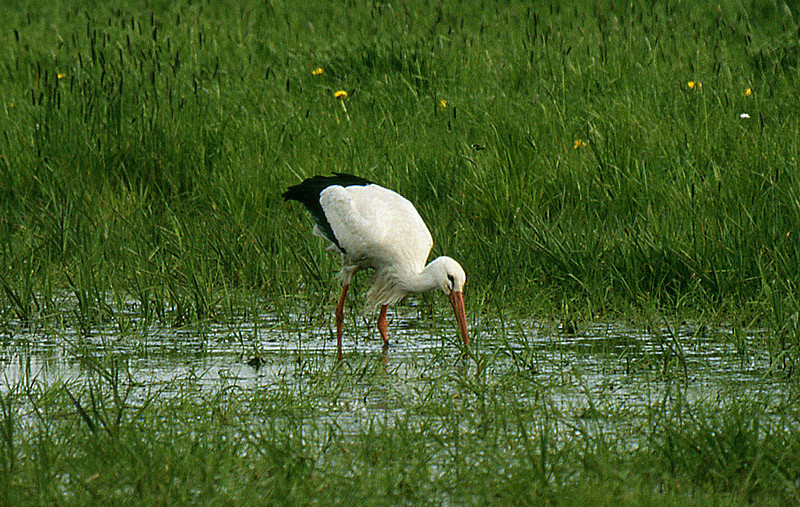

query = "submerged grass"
[[0, 0, 800, 502], [0, 341, 798, 504]]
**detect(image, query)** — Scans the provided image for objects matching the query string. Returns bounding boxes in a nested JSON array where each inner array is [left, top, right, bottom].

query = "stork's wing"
[[283, 173, 373, 252], [320, 184, 433, 271]]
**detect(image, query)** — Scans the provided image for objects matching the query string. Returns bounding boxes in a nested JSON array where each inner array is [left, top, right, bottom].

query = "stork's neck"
[[402, 257, 449, 294], [367, 256, 464, 310]]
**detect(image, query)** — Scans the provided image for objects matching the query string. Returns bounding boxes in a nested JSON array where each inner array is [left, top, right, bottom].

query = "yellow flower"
[[439, 99, 447, 109], [57, 73, 66, 80], [687, 81, 702, 90], [744, 87, 752, 96], [334, 90, 350, 122], [573, 139, 588, 150], [311, 67, 324, 76]]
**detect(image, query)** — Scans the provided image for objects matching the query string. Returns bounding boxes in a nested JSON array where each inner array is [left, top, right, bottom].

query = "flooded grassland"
[[1, 299, 798, 503]]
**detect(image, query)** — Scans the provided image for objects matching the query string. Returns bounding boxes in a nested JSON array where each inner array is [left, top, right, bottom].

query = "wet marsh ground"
[[1, 298, 799, 503], [2, 0, 800, 503]]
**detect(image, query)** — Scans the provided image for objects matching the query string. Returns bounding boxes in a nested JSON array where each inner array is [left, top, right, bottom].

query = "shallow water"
[[0, 306, 787, 437]]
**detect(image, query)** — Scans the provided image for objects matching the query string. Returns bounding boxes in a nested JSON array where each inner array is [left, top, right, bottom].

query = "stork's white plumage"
[[283, 173, 469, 360]]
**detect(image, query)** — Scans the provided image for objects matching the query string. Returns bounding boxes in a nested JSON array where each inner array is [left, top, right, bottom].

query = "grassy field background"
[[1, 0, 799, 322], [1, 0, 799, 503]]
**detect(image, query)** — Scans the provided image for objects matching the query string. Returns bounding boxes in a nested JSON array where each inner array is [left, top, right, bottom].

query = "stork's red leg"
[[335, 284, 349, 361], [378, 304, 389, 347]]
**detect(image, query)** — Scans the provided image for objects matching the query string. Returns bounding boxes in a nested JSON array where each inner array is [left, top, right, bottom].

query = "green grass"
[[1, 0, 799, 321], [1, 0, 800, 502]]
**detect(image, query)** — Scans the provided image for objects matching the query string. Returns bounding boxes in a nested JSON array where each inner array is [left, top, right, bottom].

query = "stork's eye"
[[447, 274, 455, 290]]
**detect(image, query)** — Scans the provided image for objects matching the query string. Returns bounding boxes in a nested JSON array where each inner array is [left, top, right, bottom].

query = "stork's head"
[[429, 256, 466, 295], [429, 256, 469, 347]]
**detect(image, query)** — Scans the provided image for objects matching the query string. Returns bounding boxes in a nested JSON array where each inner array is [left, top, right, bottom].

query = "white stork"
[[283, 173, 469, 360]]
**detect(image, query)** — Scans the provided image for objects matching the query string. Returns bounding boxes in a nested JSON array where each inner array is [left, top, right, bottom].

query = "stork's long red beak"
[[449, 290, 469, 346]]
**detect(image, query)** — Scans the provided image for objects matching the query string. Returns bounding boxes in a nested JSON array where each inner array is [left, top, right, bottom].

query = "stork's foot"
[[381, 342, 389, 368]]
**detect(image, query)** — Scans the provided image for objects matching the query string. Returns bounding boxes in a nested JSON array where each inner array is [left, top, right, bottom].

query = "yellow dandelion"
[[687, 81, 702, 90], [439, 99, 447, 109], [57, 73, 66, 80], [334, 90, 350, 122], [8, 102, 13, 108], [573, 139, 588, 150], [744, 87, 752, 96], [311, 67, 324, 76]]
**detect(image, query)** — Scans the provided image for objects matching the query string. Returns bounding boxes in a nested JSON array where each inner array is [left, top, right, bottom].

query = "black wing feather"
[[282, 173, 374, 252]]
